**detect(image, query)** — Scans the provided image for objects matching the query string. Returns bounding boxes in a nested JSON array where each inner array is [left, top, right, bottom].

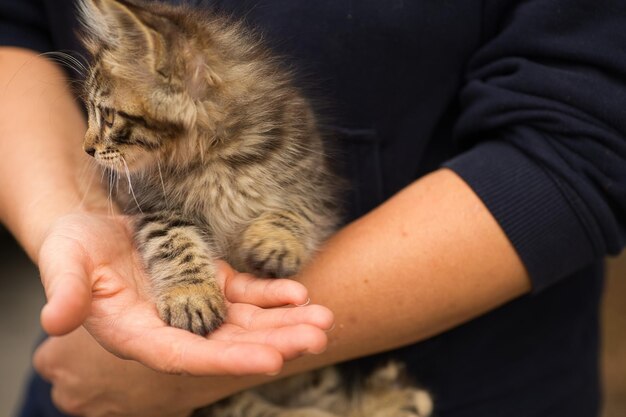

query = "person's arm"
[[0, 47, 98, 258], [34, 167, 531, 416], [295, 168, 530, 363]]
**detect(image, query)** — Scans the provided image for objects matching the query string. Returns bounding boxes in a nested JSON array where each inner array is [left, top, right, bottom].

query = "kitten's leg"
[[195, 392, 340, 417], [237, 210, 314, 277], [135, 212, 226, 335], [354, 363, 433, 417]]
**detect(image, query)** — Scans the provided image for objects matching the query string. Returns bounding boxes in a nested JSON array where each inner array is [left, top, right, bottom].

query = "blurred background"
[[0, 228, 625, 416]]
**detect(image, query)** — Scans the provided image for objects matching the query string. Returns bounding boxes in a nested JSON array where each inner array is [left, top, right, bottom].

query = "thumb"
[[38, 236, 92, 335]]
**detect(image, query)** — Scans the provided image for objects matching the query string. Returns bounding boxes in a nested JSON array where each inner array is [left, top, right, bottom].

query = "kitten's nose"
[[85, 147, 96, 157]]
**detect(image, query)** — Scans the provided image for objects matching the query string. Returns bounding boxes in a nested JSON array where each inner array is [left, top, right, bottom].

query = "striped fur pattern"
[[78, 1, 433, 416]]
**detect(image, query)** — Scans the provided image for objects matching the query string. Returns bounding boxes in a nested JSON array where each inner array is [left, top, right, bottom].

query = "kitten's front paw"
[[157, 283, 227, 335], [241, 226, 307, 277]]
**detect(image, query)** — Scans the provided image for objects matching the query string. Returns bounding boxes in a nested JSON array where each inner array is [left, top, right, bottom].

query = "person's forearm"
[[178, 168, 532, 407], [0, 47, 105, 260], [296, 168, 530, 363]]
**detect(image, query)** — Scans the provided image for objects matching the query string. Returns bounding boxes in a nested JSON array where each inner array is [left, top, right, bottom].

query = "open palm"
[[37, 212, 333, 376]]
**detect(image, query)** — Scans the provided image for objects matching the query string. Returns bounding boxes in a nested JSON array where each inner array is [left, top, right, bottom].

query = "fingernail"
[[295, 297, 311, 307], [325, 323, 336, 333]]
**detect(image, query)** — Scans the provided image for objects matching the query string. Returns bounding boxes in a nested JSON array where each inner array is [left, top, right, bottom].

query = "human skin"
[[1, 47, 532, 416]]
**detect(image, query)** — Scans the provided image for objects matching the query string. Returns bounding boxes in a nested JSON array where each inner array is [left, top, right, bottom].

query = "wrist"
[[3, 153, 112, 262], [12, 186, 109, 263]]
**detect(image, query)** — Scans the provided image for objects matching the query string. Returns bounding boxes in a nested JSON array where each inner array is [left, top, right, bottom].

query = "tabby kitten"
[[79, 0, 338, 334], [78, 0, 432, 416]]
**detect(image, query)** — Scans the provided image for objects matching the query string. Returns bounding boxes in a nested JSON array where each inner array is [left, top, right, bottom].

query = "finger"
[[34, 338, 86, 416], [39, 236, 92, 335], [226, 303, 334, 331], [224, 272, 309, 307], [50, 383, 86, 417], [121, 325, 284, 376], [211, 323, 329, 360], [32, 338, 56, 382]]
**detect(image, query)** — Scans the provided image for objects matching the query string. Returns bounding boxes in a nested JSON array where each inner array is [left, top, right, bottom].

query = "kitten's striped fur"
[[78, 1, 432, 416]]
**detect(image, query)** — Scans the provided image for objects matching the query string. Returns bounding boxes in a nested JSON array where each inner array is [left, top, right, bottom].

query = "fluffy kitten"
[[79, 0, 338, 334], [78, 1, 432, 416]]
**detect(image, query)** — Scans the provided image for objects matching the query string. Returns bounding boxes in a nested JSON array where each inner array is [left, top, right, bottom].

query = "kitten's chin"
[[95, 156, 133, 173], [96, 155, 154, 175], [94, 157, 122, 171]]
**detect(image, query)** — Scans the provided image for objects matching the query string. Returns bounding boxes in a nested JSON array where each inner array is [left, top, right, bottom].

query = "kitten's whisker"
[[100, 163, 107, 185], [39, 51, 87, 76], [53, 51, 88, 72], [115, 166, 120, 195], [122, 157, 144, 214], [156, 159, 169, 208], [107, 168, 114, 216], [41, 57, 82, 75], [114, 169, 121, 211], [78, 159, 99, 210]]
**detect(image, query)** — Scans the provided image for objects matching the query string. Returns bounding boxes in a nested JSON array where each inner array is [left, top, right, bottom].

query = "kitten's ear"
[[78, 0, 165, 67]]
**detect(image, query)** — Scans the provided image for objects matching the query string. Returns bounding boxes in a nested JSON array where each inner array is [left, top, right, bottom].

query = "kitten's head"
[[78, 0, 226, 172]]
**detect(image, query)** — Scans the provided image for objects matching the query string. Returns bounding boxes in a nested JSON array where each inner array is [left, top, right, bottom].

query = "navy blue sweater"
[[2, 1, 625, 416]]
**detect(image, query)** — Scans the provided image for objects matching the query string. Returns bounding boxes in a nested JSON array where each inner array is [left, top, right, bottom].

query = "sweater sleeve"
[[444, 0, 626, 291], [0, 0, 52, 52]]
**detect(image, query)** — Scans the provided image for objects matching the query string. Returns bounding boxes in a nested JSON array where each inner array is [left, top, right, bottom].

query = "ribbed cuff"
[[444, 141, 596, 292]]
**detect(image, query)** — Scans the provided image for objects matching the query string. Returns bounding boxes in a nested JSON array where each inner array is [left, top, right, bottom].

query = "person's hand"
[[37, 211, 333, 375], [34, 327, 203, 417]]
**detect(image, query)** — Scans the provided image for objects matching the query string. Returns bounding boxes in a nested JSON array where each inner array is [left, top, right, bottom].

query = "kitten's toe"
[[242, 233, 306, 277], [245, 244, 303, 278], [157, 283, 227, 335], [239, 212, 312, 277]]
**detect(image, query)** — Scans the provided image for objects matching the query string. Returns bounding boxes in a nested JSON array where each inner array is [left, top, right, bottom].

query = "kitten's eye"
[[101, 107, 115, 127]]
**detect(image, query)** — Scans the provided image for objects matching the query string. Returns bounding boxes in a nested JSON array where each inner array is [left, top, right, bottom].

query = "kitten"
[[79, 0, 338, 334], [78, 0, 432, 416]]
